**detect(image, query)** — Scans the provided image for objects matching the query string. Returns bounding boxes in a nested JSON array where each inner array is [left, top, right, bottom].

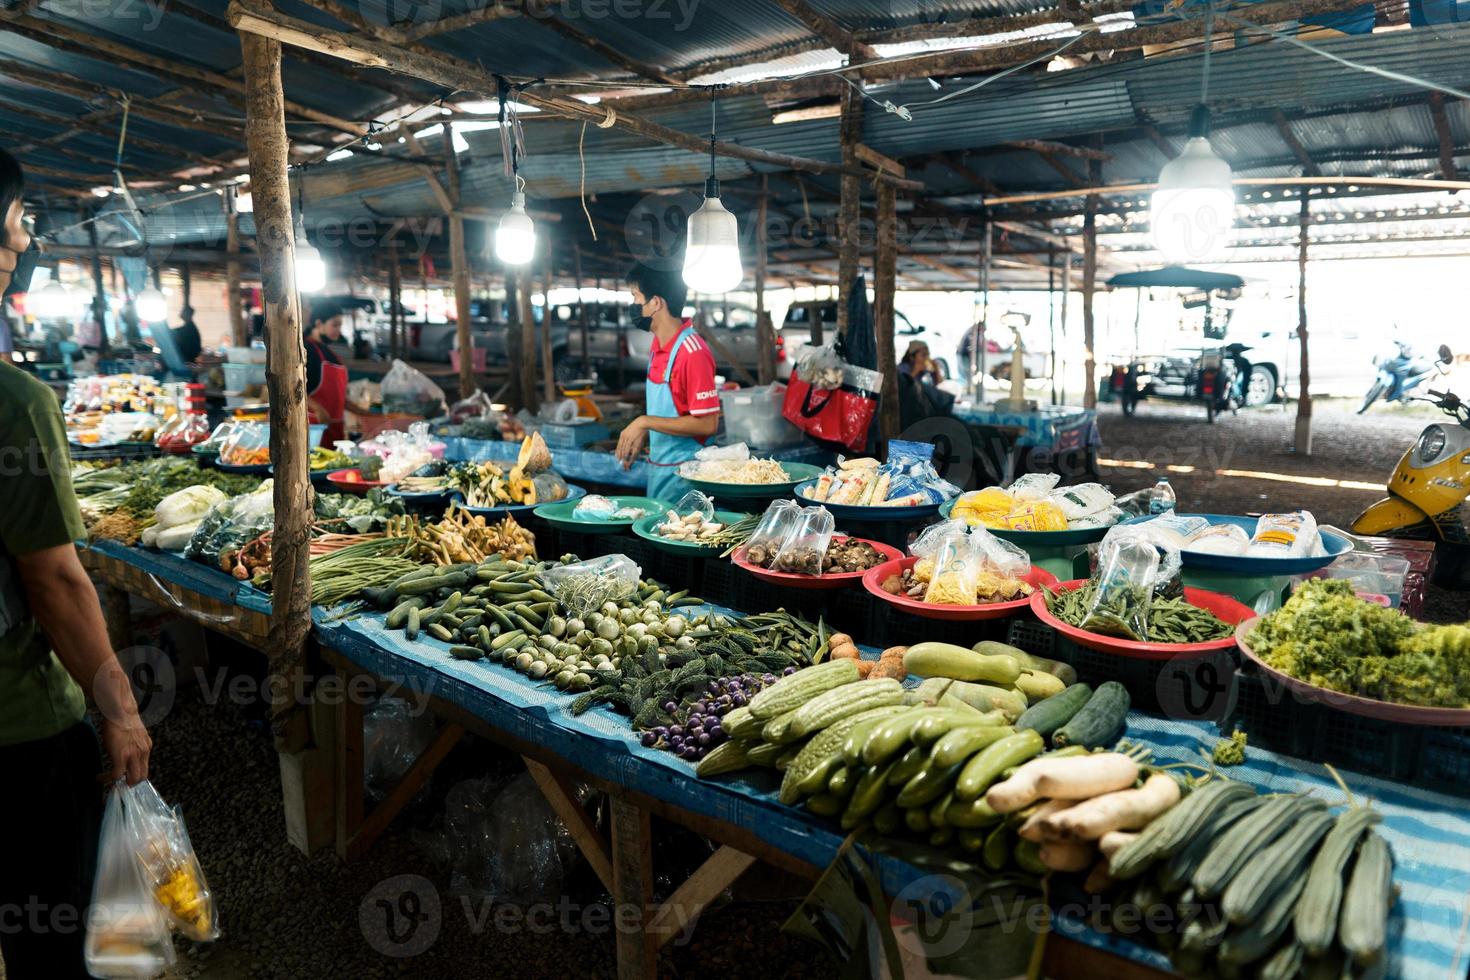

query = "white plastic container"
[[720, 384, 803, 450], [222, 362, 267, 390], [224, 345, 268, 364]]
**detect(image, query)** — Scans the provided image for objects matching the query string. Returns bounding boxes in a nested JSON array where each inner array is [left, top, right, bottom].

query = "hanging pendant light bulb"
[[683, 91, 742, 294], [293, 216, 327, 293], [30, 277, 73, 319], [1149, 1, 1233, 265], [135, 286, 168, 322], [1150, 105, 1234, 264], [496, 176, 536, 266]]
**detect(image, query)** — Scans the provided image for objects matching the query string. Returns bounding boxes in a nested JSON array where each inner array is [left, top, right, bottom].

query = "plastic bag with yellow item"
[[122, 779, 219, 942], [996, 500, 1068, 532], [949, 487, 1015, 526]]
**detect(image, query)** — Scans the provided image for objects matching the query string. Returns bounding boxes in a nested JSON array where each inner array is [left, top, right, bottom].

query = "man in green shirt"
[[0, 148, 151, 978]]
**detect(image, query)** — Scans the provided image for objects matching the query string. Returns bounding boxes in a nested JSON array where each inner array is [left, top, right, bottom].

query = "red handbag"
[[781, 367, 879, 452]]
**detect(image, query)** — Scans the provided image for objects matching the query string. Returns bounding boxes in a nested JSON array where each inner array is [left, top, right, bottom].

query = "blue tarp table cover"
[[83, 541, 1470, 978], [952, 403, 1101, 452], [439, 438, 835, 490]]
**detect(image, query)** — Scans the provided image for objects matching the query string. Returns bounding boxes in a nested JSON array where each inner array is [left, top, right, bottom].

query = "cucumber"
[[895, 761, 964, 808], [405, 606, 421, 640], [1294, 806, 1381, 956], [386, 597, 427, 629], [1015, 682, 1092, 739], [427, 623, 454, 643], [860, 709, 931, 766], [886, 746, 928, 788], [1338, 832, 1392, 967], [954, 729, 1045, 801], [1053, 681, 1131, 749], [958, 829, 986, 853], [904, 807, 931, 835], [826, 765, 853, 799], [946, 797, 1001, 828], [928, 827, 953, 849], [982, 823, 1012, 871], [930, 725, 1018, 768], [804, 793, 845, 818], [842, 759, 899, 829], [397, 572, 468, 595], [903, 642, 1023, 685], [448, 644, 483, 660], [872, 804, 903, 837], [928, 790, 954, 829]]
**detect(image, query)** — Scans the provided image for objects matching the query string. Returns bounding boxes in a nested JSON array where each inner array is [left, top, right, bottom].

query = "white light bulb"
[[30, 280, 73, 319], [683, 193, 742, 294], [1150, 136, 1235, 264], [496, 192, 536, 266], [135, 287, 168, 322], [295, 241, 327, 293]]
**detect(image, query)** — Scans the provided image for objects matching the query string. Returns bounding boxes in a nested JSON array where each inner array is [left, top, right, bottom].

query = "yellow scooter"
[[1352, 389, 1470, 575]]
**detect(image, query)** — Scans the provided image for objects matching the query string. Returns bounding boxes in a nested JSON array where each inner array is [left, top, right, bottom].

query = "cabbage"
[[154, 486, 228, 530], [155, 520, 203, 552]]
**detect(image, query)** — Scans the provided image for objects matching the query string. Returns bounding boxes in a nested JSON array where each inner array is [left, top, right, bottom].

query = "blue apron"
[[646, 325, 705, 503]]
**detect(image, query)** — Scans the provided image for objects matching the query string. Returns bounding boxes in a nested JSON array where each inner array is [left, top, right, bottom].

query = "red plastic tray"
[[325, 468, 389, 495], [1235, 617, 1470, 726], [861, 556, 1058, 621], [1029, 580, 1252, 660], [731, 537, 902, 591]]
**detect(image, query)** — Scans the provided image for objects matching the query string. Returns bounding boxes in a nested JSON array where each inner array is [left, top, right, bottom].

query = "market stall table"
[[72, 536, 1470, 980], [952, 402, 1101, 481]]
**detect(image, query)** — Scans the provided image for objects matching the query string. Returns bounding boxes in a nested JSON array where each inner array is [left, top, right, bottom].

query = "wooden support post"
[[342, 722, 464, 861], [387, 242, 402, 359], [225, 187, 247, 348], [974, 219, 991, 400], [834, 84, 863, 341], [541, 232, 556, 405], [444, 123, 475, 400], [610, 796, 657, 980], [518, 269, 540, 412], [1294, 190, 1313, 456], [240, 30, 312, 753], [505, 270, 524, 408], [523, 758, 614, 893], [874, 181, 899, 447], [649, 846, 757, 947], [87, 216, 108, 356], [1059, 254, 1071, 406], [755, 175, 776, 386], [1081, 157, 1100, 411]]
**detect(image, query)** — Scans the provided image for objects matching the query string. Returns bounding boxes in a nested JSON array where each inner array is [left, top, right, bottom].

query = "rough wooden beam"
[[1272, 110, 1320, 177], [399, 130, 456, 215], [1005, 138, 1111, 161], [854, 143, 905, 178], [228, 0, 922, 188], [401, 2, 517, 40], [755, 176, 776, 385], [3, 103, 236, 173], [225, 186, 247, 347], [927, 153, 1002, 196], [768, 0, 879, 61], [0, 10, 367, 137], [1081, 152, 1099, 411], [874, 180, 899, 445], [1039, 151, 1088, 188], [835, 84, 863, 338], [1294, 189, 1312, 454], [443, 122, 476, 401], [1428, 92, 1458, 181], [1142, 124, 1177, 160], [240, 29, 313, 749]]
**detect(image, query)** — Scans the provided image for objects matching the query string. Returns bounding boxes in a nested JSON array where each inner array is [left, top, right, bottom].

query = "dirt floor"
[[15, 397, 1465, 980]]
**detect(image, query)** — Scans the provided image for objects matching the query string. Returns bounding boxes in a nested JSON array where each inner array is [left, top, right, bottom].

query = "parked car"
[[777, 300, 965, 385]]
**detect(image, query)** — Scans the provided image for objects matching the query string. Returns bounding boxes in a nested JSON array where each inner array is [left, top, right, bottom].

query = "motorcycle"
[[1358, 341, 1453, 414], [1352, 388, 1470, 582]]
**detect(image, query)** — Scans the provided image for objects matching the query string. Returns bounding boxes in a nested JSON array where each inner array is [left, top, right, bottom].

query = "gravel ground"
[[130, 683, 837, 980], [1092, 397, 1470, 622]]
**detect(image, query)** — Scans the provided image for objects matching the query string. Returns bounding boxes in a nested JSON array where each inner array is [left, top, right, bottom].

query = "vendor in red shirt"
[[615, 264, 721, 501]]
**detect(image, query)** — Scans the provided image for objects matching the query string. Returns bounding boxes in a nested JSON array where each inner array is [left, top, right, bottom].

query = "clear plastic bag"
[[1008, 472, 1061, 502], [923, 531, 987, 605], [444, 774, 582, 904], [1049, 482, 1115, 522], [795, 344, 844, 390], [909, 519, 968, 560], [218, 421, 270, 467], [1187, 522, 1250, 556], [121, 780, 219, 943], [772, 505, 835, 575], [970, 527, 1031, 579], [672, 489, 715, 523], [380, 358, 448, 417], [543, 554, 641, 617], [364, 697, 438, 801], [85, 787, 175, 979], [1083, 525, 1180, 640], [1248, 511, 1319, 558], [743, 499, 801, 567]]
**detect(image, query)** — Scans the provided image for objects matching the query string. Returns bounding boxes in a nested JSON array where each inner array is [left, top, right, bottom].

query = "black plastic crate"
[[70, 441, 160, 462], [1226, 668, 1470, 798]]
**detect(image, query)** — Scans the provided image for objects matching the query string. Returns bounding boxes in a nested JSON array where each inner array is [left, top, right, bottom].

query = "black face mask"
[[4, 243, 38, 299], [630, 302, 652, 332]]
